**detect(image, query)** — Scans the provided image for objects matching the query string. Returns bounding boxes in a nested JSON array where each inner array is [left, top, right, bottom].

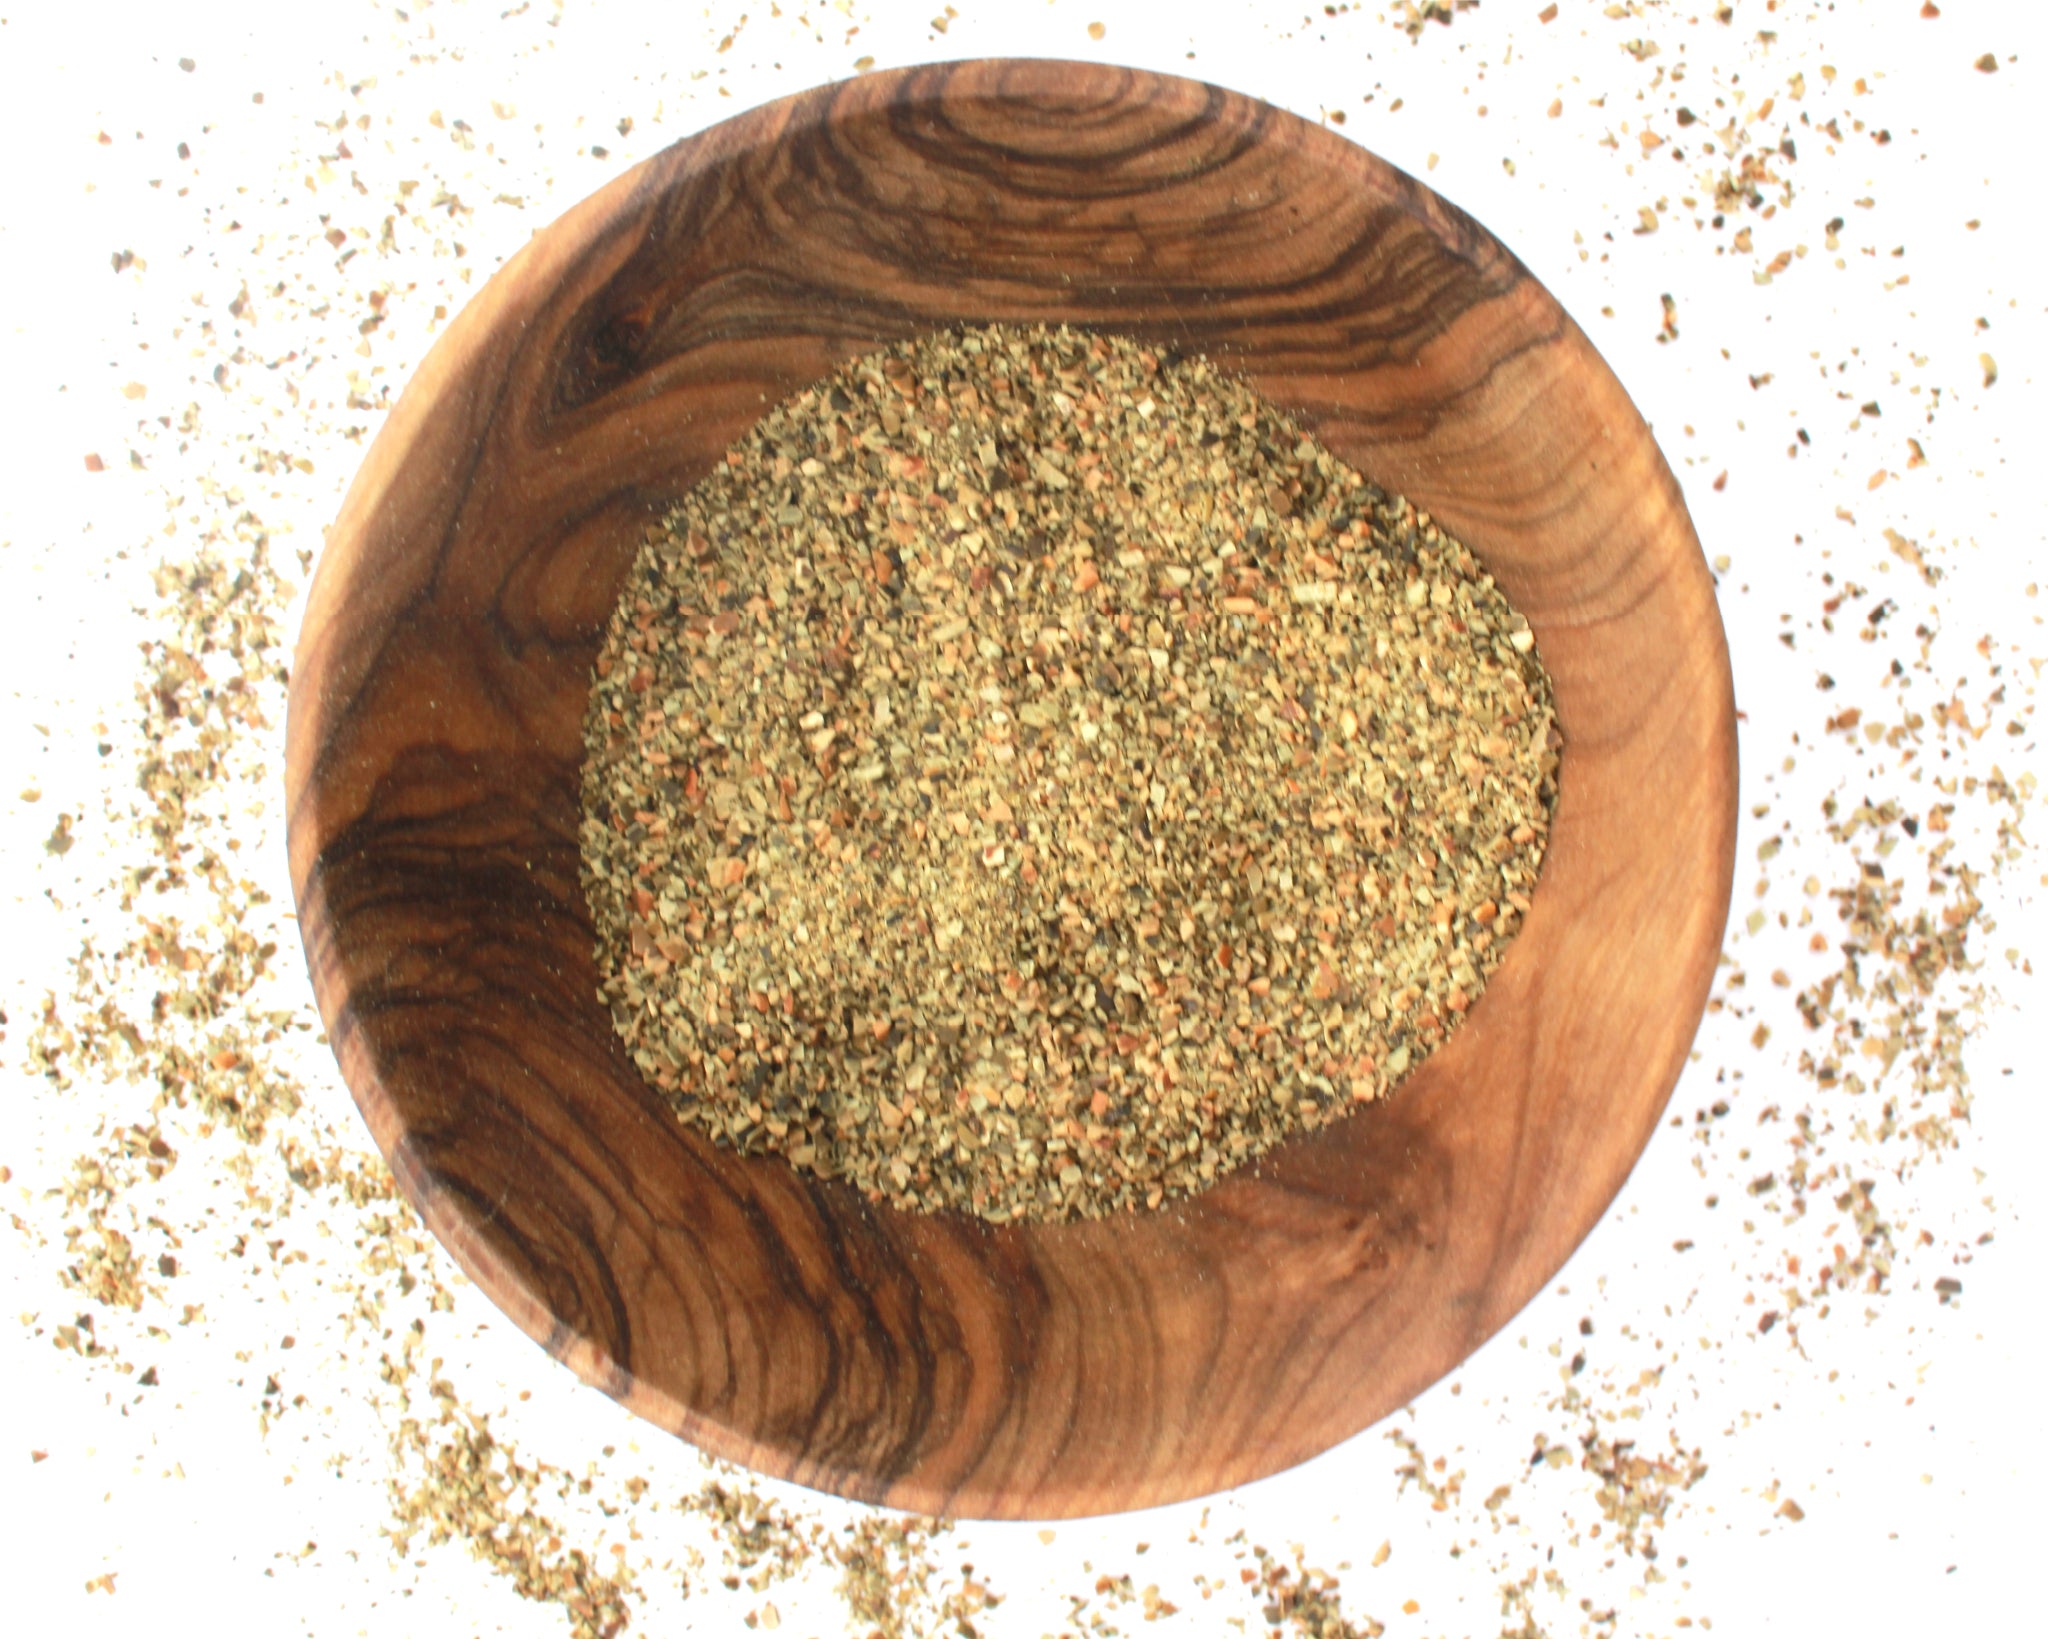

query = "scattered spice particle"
[[1787, 790, 2010, 1174], [1392, 0, 1480, 41], [1240, 1539, 1382, 1638], [833, 1515, 1003, 1638], [386, 1405, 640, 1639], [580, 323, 1559, 1223], [1579, 1429, 1710, 1556], [1390, 1427, 1466, 1513]]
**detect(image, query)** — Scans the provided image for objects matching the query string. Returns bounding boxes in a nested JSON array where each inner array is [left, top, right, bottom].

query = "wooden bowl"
[[285, 59, 1736, 1519]]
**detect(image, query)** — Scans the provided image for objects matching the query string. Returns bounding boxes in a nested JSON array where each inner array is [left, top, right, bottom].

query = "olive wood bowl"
[[285, 59, 1737, 1519]]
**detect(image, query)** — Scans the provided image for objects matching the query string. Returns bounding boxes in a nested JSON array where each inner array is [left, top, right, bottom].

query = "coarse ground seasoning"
[[579, 323, 1559, 1221]]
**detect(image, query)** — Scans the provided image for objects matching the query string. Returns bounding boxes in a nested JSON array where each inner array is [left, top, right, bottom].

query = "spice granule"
[[580, 322, 1558, 1221]]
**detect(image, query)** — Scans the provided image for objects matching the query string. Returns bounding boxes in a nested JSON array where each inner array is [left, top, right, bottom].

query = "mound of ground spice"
[[579, 322, 1558, 1222]]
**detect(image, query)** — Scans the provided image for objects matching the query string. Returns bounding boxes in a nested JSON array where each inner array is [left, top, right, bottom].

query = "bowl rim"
[[286, 55, 1738, 1519]]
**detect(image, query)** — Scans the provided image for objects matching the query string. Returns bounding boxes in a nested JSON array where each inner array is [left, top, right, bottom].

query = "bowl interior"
[[286, 59, 1736, 1519]]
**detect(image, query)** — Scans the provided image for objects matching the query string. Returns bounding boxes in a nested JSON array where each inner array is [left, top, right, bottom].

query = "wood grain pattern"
[[285, 59, 1736, 1519]]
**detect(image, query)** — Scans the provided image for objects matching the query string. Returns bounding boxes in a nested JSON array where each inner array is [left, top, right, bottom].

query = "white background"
[[2, 2, 2042, 1636]]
